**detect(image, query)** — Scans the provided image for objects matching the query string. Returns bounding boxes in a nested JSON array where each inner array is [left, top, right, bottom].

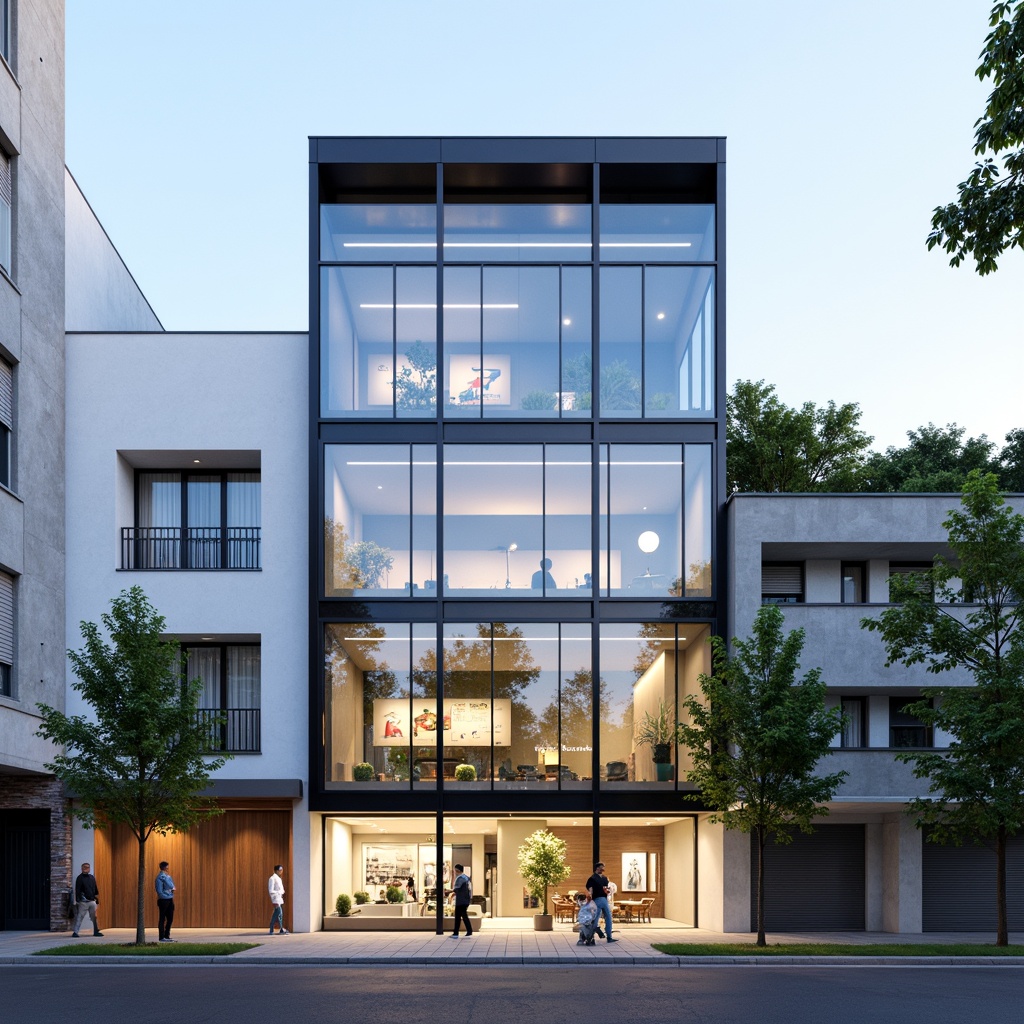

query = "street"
[[4, 964, 1022, 1024]]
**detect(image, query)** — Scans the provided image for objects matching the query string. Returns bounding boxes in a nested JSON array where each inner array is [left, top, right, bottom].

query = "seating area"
[[551, 894, 658, 925]]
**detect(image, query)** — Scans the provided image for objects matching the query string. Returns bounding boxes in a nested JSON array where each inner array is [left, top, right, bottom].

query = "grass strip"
[[35, 942, 259, 957], [652, 942, 1024, 957]]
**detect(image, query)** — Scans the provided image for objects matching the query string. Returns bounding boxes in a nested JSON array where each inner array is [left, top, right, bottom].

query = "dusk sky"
[[66, 1, 1022, 451]]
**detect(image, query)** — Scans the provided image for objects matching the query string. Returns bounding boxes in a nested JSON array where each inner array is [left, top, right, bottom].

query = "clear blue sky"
[[66, 0, 1023, 451]]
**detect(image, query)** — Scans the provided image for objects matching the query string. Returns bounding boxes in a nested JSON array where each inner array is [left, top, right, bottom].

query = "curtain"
[[138, 473, 181, 527], [227, 646, 261, 708], [187, 648, 221, 709], [227, 473, 261, 528]]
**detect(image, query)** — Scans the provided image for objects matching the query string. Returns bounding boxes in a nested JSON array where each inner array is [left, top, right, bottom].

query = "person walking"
[[268, 864, 288, 935], [450, 863, 473, 938], [586, 861, 616, 942], [71, 862, 103, 938], [155, 860, 176, 942]]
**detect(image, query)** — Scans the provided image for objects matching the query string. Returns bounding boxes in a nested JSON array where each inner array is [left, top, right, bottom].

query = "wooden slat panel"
[[95, 809, 292, 929]]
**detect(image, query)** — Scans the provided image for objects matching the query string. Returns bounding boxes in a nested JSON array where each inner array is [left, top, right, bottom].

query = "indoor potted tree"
[[517, 828, 571, 931], [635, 701, 676, 782], [453, 763, 477, 781]]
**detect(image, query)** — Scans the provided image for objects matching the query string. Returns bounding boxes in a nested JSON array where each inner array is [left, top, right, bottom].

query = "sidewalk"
[[2, 922, 1024, 965]]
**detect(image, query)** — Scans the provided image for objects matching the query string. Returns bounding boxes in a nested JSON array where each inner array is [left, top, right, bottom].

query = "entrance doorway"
[[0, 809, 51, 930]]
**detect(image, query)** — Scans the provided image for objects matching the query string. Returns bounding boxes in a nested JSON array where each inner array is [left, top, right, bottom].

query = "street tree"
[[37, 587, 229, 945], [861, 471, 1024, 945], [927, 1, 1024, 274], [678, 604, 846, 946], [727, 379, 872, 492]]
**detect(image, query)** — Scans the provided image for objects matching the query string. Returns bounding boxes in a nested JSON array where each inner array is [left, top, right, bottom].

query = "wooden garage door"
[[750, 825, 866, 931], [95, 807, 291, 928], [922, 833, 1024, 932]]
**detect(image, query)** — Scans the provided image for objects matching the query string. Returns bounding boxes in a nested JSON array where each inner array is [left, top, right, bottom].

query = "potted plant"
[[453, 763, 477, 781], [352, 762, 375, 781], [517, 828, 571, 931], [635, 701, 677, 782], [335, 893, 352, 917], [385, 884, 405, 904], [353, 890, 370, 905]]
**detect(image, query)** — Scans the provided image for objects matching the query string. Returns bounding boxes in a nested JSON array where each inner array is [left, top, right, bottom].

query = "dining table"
[[615, 898, 646, 922]]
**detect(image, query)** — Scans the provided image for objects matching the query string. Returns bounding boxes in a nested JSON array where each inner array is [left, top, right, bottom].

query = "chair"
[[605, 760, 628, 782], [516, 764, 540, 781], [638, 897, 656, 923]]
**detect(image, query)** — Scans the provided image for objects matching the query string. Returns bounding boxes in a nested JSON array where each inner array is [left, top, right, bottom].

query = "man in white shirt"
[[268, 864, 288, 935]]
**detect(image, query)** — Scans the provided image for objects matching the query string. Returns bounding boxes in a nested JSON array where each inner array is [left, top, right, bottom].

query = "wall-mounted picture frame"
[[622, 852, 647, 892]]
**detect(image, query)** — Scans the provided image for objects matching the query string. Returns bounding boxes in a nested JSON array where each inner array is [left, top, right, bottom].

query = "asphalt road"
[[4, 964, 1022, 1024]]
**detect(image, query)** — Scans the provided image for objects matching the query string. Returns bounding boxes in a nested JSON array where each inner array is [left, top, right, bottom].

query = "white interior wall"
[[663, 818, 694, 924]]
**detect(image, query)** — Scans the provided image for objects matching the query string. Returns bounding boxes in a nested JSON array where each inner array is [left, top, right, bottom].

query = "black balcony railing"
[[121, 527, 261, 570], [197, 707, 261, 753]]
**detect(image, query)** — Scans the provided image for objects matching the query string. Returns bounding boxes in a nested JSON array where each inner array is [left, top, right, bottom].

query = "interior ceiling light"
[[656, 312, 666, 320], [600, 242, 692, 248], [359, 303, 518, 310], [563, 318, 572, 326]]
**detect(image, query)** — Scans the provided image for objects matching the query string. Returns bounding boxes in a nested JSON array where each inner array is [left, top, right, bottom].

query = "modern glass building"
[[310, 137, 726, 925]]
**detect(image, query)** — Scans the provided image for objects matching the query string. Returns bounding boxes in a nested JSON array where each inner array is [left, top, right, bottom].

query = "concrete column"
[[881, 812, 922, 933], [864, 822, 883, 930], [696, 815, 750, 933]]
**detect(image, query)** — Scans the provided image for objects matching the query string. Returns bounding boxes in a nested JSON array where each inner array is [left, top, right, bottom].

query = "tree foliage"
[[678, 605, 845, 945], [726, 379, 873, 492], [37, 587, 229, 945], [927, 1, 1024, 274], [859, 423, 997, 492], [861, 471, 1024, 945]]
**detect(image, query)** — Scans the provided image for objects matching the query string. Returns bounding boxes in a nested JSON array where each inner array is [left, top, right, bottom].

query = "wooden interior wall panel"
[[95, 810, 292, 929]]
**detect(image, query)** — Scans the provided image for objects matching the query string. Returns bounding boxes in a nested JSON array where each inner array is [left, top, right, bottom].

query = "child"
[[576, 893, 599, 946]]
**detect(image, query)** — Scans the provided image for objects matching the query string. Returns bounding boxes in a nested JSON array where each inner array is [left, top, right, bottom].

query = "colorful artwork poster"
[[363, 844, 417, 891], [621, 852, 648, 892], [447, 354, 511, 406], [374, 699, 511, 746]]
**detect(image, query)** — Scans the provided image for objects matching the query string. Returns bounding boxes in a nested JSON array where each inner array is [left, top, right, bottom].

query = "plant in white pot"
[[517, 828, 571, 931], [635, 701, 677, 782]]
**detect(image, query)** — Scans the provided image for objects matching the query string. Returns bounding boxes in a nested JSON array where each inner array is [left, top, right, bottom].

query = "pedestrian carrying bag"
[[67, 889, 76, 918]]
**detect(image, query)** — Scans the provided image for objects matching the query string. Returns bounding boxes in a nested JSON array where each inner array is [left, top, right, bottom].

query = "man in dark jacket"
[[72, 862, 103, 937], [450, 863, 473, 938]]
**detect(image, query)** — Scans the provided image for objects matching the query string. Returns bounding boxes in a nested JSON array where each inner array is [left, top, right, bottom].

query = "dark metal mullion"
[[640, 266, 646, 415], [541, 444, 547, 594], [407, 443, 414, 597], [434, 163, 445, 854], [478, 265, 484, 420], [180, 472, 189, 569], [590, 162, 601, 790], [680, 443, 687, 602], [490, 624, 496, 790], [557, 267, 563, 420], [220, 472, 229, 569], [392, 266, 398, 419], [220, 643, 229, 751], [556, 624, 563, 791]]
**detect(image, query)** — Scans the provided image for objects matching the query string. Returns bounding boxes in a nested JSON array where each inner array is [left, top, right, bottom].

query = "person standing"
[[450, 863, 473, 938], [71, 862, 103, 938], [268, 864, 288, 935], [155, 860, 176, 942], [586, 861, 617, 942]]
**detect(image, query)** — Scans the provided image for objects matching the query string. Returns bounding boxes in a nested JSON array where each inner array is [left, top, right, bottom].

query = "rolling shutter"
[[0, 571, 13, 666], [761, 563, 803, 598], [922, 832, 1024, 931], [751, 825, 866, 930], [0, 357, 11, 428]]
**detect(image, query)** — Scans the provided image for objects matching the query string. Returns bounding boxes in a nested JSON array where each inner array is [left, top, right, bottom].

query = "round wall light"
[[637, 530, 660, 553]]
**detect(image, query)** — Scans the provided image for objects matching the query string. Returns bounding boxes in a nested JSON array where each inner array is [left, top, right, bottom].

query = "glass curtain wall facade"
[[311, 138, 725, 921]]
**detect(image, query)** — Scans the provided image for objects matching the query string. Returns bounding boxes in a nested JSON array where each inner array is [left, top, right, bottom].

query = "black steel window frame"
[[181, 641, 261, 754], [123, 468, 261, 571], [841, 562, 867, 604], [309, 137, 728, 817], [889, 695, 933, 749]]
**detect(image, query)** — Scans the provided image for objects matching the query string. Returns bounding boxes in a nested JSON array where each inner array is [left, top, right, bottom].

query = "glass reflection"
[[320, 204, 437, 262], [599, 204, 714, 262], [444, 204, 591, 262]]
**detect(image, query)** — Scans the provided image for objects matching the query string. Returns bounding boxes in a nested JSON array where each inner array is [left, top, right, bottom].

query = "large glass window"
[[442, 444, 591, 596], [600, 266, 715, 418], [443, 204, 591, 262], [324, 445, 436, 597], [599, 204, 714, 262], [598, 623, 711, 787], [324, 623, 436, 789], [442, 266, 591, 418], [321, 265, 437, 417], [320, 204, 437, 262], [600, 444, 712, 597], [325, 622, 592, 790], [128, 471, 261, 570]]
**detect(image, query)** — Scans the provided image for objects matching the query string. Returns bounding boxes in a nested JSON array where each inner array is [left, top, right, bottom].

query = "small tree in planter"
[[352, 762, 375, 781], [385, 885, 405, 904], [454, 763, 477, 781], [517, 828, 570, 930], [353, 890, 370, 905], [335, 893, 352, 917]]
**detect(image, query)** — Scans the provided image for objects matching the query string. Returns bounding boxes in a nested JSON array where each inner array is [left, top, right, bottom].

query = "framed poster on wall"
[[622, 852, 648, 892]]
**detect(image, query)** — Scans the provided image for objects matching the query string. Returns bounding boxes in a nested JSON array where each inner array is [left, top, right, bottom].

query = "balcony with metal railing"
[[120, 527, 261, 570], [197, 707, 261, 753]]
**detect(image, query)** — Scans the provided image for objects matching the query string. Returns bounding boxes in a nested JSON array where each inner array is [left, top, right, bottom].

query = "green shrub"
[[520, 390, 556, 411], [335, 893, 352, 916], [352, 762, 375, 781], [454, 763, 477, 781], [385, 885, 405, 904], [353, 890, 370, 905]]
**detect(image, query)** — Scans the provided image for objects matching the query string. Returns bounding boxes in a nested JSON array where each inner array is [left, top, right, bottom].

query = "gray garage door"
[[922, 833, 1024, 931], [750, 825, 865, 931]]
